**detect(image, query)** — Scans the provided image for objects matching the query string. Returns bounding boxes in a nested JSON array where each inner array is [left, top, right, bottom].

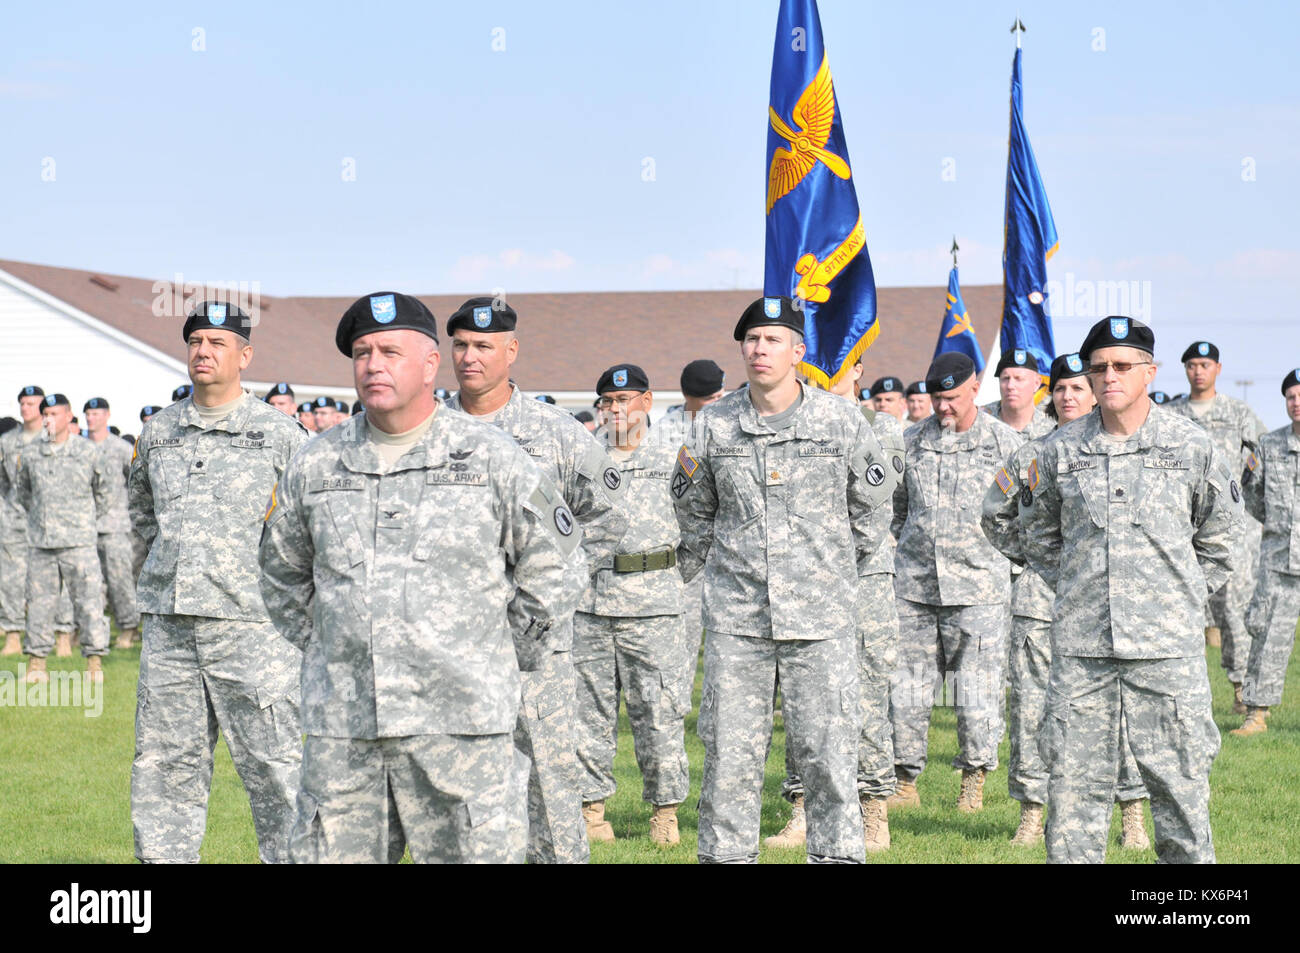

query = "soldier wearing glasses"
[[1009, 316, 1240, 864]]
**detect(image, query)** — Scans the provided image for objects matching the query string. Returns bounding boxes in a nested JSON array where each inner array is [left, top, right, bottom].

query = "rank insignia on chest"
[[676, 445, 698, 477], [1027, 459, 1040, 491], [1020, 485, 1033, 507], [995, 468, 1014, 496]]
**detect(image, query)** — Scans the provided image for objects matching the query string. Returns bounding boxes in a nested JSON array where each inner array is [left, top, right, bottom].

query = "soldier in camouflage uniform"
[[889, 352, 1024, 812], [904, 381, 932, 426], [129, 301, 307, 864], [573, 364, 689, 846], [769, 358, 904, 853], [1010, 317, 1239, 864], [982, 348, 1055, 439], [1166, 341, 1267, 709], [15, 393, 111, 682], [446, 296, 626, 865], [259, 293, 586, 863], [673, 297, 893, 864], [0, 385, 47, 656], [1231, 369, 1300, 736], [982, 353, 1150, 848], [83, 398, 141, 649]]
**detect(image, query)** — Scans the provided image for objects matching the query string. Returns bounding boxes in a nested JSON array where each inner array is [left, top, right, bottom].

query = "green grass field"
[[2, 631, 1297, 863]]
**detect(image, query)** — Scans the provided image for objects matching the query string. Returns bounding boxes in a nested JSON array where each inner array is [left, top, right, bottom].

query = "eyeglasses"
[[1086, 361, 1152, 376], [596, 395, 642, 409]]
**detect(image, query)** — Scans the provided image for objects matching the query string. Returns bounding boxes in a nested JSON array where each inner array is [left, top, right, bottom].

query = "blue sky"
[[3, 1, 1296, 423]]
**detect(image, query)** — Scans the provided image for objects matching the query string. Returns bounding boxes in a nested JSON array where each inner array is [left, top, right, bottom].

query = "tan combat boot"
[[1010, 802, 1045, 845], [1119, 799, 1150, 849], [886, 778, 920, 809], [25, 656, 48, 684], [1230, 707, 1269, 737], [582, 801, 615, 843], [861, 795, 890, 852], [2, 631, 22, 655], [1231, 682, 1246, 715], [957, 768, 986, 813], [763, 794, 806, 848], [114, 627, 138, 650], [54, 631, 72, 657], [1205, 626, 1221, 648], [649, 803, 680, 847], [87, 656, 104, 683]]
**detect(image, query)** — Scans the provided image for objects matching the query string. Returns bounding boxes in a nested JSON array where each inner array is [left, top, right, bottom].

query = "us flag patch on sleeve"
[[677, 445, 698, 478], [1027, 459, 1040, 491], [995, 468, 1014, 496]]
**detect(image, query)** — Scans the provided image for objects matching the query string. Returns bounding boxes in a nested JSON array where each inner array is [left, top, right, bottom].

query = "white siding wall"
[[0, 278, 187, 435]]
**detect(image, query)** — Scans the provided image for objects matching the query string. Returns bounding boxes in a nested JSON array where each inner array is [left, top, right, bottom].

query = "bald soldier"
[[889, 352, 1024, 813], [1166, 341, 1267, 711], [1231, 369, 1300, 737], [1007, 317, 1240, 863], [982, 348, 1055, 438], [259, 293, 586, 862], [446, 296, 627, 864]]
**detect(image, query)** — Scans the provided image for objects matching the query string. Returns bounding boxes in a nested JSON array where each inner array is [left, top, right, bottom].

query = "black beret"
[[573, 410, 595, 424], [995, 347, 1040, 376], [140, 405, 161, 420], [1282, 369, 1300, 395], [83, 397, 109, 411], [171, 385, 192, 402], [1181, 341, 1220, 364], [680, 359, 725, 397], [263, 382, 294, 401], [446, 296, 518, 336], [434, 388, 452, 400], [533, 394, 557, 405], [925, 353, 976, 394], [1079, 316, 1154, 361], [1049, 352, 1088, 390], [182, 300, 252, 342], [42, 393, 70, 409], [333, 399, 349, 413], [108, 425, 120, 436], [17, 385, 44, 400], [297, 401, 313, 414], [596, 364, 650, 394], [905, 380, 927, 396], [1149, 391, 1169, 405], [336, 292, 438, 356], [733, 295, 804, 341], [312, 396, 331, 409], [351, 400, 364, 416], [869, 376, 905, 397]]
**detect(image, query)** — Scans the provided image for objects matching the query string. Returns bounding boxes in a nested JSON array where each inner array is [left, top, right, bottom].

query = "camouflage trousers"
[[0, 534, 26, 631], [130, 530, 149, 583], [291, 733, 525, 864], [698, 630, 863, 864], [1208, 526, 1261, 684], [572, 611, 690, 807], [24, 546, 108, 658], [681, 574, 704, 703], [514, 640, 589, 864], [131, 613, 302, 864], [782, 573, 899, 801], [890, 600, 1008, 781], [1243, 569, 1300, 707], [96, 531, 140, 630], [1007, 616, 1147, 805], [1042, 654, 1219, 865]]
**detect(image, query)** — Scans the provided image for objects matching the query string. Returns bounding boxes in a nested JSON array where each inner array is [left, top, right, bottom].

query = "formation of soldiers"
[[1, 291, 1295, 865]]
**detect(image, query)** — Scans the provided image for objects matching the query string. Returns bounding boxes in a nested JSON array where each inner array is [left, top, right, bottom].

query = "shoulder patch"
[[527, 483, 579, 556], [995, 467, 1015, 496], [1027, 459, 1040, 491], [676, 445, 699, 477]]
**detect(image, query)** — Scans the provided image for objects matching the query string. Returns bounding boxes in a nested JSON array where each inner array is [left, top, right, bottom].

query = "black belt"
[[613, 549, 677, 573]]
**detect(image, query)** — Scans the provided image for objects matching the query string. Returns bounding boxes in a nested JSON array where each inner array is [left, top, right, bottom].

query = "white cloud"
[[448, 248, 575, 285]]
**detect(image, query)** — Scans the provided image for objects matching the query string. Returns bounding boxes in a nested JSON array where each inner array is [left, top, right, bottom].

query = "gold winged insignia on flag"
[[944, 294, 976, 338], [767, 53, 851, 214]]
